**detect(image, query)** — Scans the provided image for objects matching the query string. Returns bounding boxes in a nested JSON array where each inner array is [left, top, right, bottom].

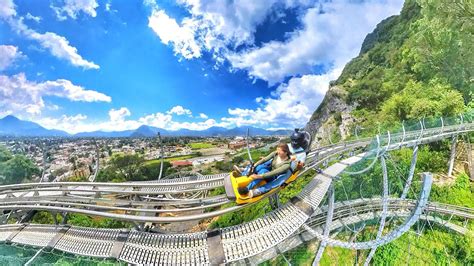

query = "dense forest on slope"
[[0, 146, 39, 185], [266, 0, 474, 264], [309, 0, 473, 136]]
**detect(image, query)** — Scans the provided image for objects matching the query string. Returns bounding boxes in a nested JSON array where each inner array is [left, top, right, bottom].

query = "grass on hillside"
[[144, 154, 196, 165], [263, 223, 473, 266], [189, 142, 215, 149]]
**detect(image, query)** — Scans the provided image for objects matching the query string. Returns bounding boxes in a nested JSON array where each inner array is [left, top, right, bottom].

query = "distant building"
[[228, 141, 246, 150], [172, 160, 193, 167]]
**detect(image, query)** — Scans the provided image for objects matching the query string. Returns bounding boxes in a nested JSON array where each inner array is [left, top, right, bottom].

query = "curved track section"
[[0, 119, 471, 264], [1, 120, 465, 222], [246, 200, 473, 265], [0, 200, 470, 265]]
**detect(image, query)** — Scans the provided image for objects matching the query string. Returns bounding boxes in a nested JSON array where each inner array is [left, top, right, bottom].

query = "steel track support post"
[[364, 155, 389, 266], [302, 173, 432, 250], [157, 132, 164, 180], [448, 135, 458, 177], [61, 212, 68, 224], [269, 194, 280, 210], [401, 146, 419, 199], [52, 211, 58, 225], [313, 183, 335, 265], [24, 247, 45, 266], [465, 134, 474, 181], [246, 128, 253, 163]]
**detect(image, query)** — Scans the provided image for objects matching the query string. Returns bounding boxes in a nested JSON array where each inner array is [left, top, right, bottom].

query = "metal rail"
[[0, 121, 471, 264], [0, 199, 470, 265]]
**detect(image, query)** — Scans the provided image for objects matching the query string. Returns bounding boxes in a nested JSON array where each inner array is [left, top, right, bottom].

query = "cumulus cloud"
[[25, 12, 41, 22], [0, 0, 16, 19], [166, 105, 192, 116], [0, 73, 111, 115], [148, 9, 201, 59], [199, 113, 208, 119], [228, 0, 404, 84], [0, 45, 22, 71], [146, 0, 403, 129], [51, 0, 99, 20], [38, 112, 138, 133], [222, 68, 342, 128], [177, 0, 284, 48], [1, 4, 99, 70], [147, 0, 295, 61], [38, 114, 89, 133], [35, 106, 224, 133], [26, 29, 99, 70], [138, 112, 173, 128], [147, 0, 402, 83], [109, 107, 131, 122]]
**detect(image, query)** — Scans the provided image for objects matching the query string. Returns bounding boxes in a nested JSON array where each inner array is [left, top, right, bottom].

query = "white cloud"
[[138, 112, 172, 128], [0, 73, 111, 115], [148, 9, 201, 59], [166, 105, 192, 116], [0, 0, 16, 20], [40, 108, 140, 133], [27, 30, 100, 69], [25, 12, 41, 22], [228, 0, 404, 84], [147, 0, 293, 61], [0, 45, 22, 71], [38, 114, 89, 133], [223, 68, 342, 128], [168, 118, 218, 131], [2, 4, 99, 70], [51, 0, 99, 20], [177, 0, 283, 48], [35, 107, 224, 134], [109, 107, 131, 122], [148, 0, 403, 85], [136, 111, 219, 131], [146, 0, 403, 129], [31, 68, 342, 133]]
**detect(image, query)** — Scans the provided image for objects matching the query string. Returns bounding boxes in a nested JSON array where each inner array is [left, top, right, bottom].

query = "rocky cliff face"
[[305, 85, 355, 148], [305, 2, 411, 146]]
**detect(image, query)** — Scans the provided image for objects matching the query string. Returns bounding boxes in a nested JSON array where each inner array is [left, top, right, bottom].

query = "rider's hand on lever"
[[250, 174, 261, 180]]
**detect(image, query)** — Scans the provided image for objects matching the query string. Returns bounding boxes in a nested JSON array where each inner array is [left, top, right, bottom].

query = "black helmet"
[[290, 128, 307, 149]]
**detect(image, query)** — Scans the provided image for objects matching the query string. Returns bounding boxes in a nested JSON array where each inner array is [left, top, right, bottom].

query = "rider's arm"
[[254, 151, 276, 167], [259, 163, 290, 179]]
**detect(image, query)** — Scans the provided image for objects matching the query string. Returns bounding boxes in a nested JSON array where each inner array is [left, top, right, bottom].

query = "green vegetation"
[[0, 145, 39, 185], [96, 153, 174, 182], [31, 211, 131, 229], [264, 226, 473, 265], [259, 144, 473, 265], [430, 173, 473, 208], [0, 243, 122, 265], [261, 242, 316, 266], [144, 154, 198, 165], [372, 226, 473, 265], [310, 0, 473, 137], [189, 142, 215, 149]]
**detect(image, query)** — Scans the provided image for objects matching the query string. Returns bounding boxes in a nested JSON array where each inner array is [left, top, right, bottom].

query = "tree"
[[0, 152, 40, 185], [140, 161, 172, 181], [381, 79, 465, 121], [109, 153, 145, 181], [0, 146, 12, 162]]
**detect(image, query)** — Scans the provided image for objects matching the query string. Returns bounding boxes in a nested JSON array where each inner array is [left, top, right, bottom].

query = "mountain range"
[[0, 115, 292, 137]]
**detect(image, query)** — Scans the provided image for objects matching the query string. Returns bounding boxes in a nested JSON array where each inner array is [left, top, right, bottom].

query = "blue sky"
[[0, 0, 404, 133]]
